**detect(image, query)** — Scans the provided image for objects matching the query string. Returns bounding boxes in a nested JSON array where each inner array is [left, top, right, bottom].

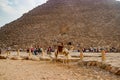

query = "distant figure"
[[57, 42, 64, 53], [38, 47, 42, 54], [7, 47, 11, 55], [33, 48, 38, 55], [7, 47, 11, 51], [0, 48, 1, 55], [26, 48, 29, 53], [55, 42, 64, 58], [47, 47, 52, 55], [31, 48, 34, 53]]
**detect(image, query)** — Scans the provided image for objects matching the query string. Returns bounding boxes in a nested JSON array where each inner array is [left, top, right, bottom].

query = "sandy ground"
[[2, 51, 120, 67], [70, 52, 120, 67], [0, 59, 120, 80], [0, 52, 120, 80]]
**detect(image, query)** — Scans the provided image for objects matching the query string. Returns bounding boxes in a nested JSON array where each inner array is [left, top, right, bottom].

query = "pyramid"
[[0, 0, 120, 49]]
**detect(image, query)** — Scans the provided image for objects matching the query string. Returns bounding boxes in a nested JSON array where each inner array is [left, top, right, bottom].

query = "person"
[[33, 48, 37, 55], [47, 47, 52, 55], [55, 42, 64, 58], [7, 47, 11, 55], [26, 48, 29, 53], [38, 47, 42, 54], [0, 48, 1, 55], [31, 48, 34, 53], [57, 42, 64, 52]]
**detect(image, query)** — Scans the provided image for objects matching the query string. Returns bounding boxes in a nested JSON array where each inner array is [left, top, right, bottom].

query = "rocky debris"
[[110, 67, 119, 74], [10, 56, 24, 60], [78, 61, 120, 76], [0, 56, 6, 59], [20, 56, 29, 60], [115, 69, 120, 75], [105, 64, 112, 71], [6, 56, 40, 61]]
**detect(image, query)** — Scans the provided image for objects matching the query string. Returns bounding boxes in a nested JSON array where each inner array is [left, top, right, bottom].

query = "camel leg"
[[55, 51, 58, 62], [66, 52, 70, 65], [63, 53, 68, 65]]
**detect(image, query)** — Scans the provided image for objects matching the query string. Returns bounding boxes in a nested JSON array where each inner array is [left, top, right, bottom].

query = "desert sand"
[[0, 52, 120, 80]]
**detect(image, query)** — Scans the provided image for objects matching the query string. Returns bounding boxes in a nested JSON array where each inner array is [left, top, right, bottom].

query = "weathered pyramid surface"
[[0, 0, 120, 48]]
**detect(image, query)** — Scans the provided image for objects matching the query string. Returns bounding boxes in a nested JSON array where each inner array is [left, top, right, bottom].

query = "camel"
[[54, 44, 70, 64]]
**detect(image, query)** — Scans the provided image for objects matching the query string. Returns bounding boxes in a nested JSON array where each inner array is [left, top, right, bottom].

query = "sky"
[[0, 0, 48, 27], [0, 0, 120, 27]]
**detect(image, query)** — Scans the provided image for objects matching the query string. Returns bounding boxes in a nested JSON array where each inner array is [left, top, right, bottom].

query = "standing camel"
[[55, 42, 70, 63]]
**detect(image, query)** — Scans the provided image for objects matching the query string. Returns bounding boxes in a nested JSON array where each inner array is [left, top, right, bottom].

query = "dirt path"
[[0, 60, 119, 80]]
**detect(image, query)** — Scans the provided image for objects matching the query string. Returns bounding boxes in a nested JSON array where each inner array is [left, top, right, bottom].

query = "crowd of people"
[[0, 43, 119, 55], [26, 46, 54, 55], [27, 47, 43, 55], [81, 47, 119, 53], [26, 45, 119, 55]]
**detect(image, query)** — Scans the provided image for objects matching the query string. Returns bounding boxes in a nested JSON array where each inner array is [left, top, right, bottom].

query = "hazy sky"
[[0, 0, 48, 27], [0, 0, 120, 27]]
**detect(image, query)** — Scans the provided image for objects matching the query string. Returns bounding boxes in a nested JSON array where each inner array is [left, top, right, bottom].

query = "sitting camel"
[[54, 43, 70, 63]]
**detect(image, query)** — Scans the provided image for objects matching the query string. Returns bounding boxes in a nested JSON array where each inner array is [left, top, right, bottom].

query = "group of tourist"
[[81, 47, 119, 53], [26, 46, 54, 55], [27, 47, 43, 55], [0, 42, 119, 55]]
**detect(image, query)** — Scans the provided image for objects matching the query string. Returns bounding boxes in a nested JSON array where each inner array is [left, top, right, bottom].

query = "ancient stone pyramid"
[[0, 0, 120, 49]]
